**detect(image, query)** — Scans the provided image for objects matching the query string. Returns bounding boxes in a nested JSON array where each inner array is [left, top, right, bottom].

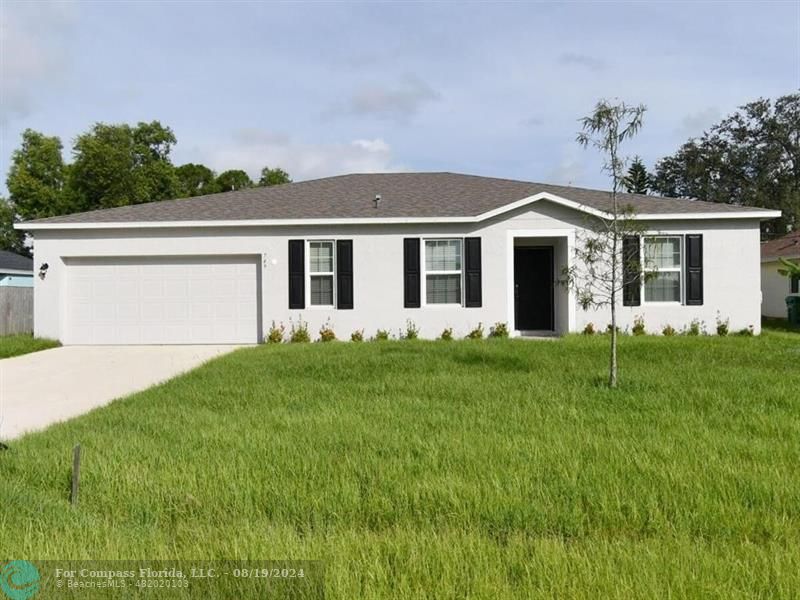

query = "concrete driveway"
[[0, 345, 240, 440]]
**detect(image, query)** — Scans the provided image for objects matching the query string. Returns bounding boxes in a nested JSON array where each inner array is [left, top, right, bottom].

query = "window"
[[643, 236, 682, 302], [424, 239, 462, 304], [308, 241, 334, 306]]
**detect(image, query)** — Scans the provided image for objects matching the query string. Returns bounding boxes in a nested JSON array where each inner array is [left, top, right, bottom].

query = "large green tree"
[[0, 198, 28, 256], [258, 166, 291, 187], [6, 129, 69, 219], [651, 93, 800, 236], [216, 169, 253, 192], [176, 163, 218, 197], [68, 121, 180, 210]]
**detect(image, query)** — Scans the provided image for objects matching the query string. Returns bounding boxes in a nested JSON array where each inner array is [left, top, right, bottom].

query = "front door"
[[514, 247, 554, 331]]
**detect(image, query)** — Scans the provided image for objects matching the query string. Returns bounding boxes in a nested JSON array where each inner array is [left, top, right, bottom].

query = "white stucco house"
[[760, 229, 800, 319], [16, 172, 780, 344]]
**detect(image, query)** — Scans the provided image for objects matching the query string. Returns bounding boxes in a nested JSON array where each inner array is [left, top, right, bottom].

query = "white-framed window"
[[308, 240, 335, 306], [643, 235, 682, 303], [423, 239, 463, 305]]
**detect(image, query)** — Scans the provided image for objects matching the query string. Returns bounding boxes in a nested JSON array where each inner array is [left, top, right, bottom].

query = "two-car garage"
[[63, 256, 260, 345]]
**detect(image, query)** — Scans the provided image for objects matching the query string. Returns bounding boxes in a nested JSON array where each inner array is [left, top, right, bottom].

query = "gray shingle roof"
[[23, 172, 770, 225], [0, 250, 33, 272]]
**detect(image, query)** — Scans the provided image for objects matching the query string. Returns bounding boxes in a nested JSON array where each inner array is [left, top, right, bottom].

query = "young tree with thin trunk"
[[563, 100, 649, 388]]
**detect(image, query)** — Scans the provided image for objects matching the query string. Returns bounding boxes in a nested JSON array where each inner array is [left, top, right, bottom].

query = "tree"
[[777, 257, 800, 283], [6, 129, 69, 220], [563, 99, 649, 388], [68, 121, 180, 211], [0, 198, 28, 256], [176, 163, 218, 197], [651, 93, 800, 237], [216, 170, 253, 192], [258, 166, 291, 187], [623, 156, 650, 194]]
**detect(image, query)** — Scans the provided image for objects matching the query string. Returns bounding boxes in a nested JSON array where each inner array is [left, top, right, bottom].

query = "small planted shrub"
[[318, 320, 336, 342], [488, 322, 509, 338], [466, 323, 484, 340], [582, 323, 596, 336], [439, 327, 453, 341], [716, 313, 730, 337], [403, 320, 420, 340], [734, 325, 755, 337], [289, 318, 311, 343], [350, 329, 364, 342], [374, 329, 390, 341], [266, 321, 285, 344], [662, 324, 677, 337], [686, 319, 703, 336], [632, 315, 646, 336], [606, 324, 621, 335]]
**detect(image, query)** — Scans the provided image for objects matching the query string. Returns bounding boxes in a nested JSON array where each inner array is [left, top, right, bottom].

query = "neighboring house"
[[0, 250, 33, 287], [16, 172, 780, 344], [760, 229, 800, 318]]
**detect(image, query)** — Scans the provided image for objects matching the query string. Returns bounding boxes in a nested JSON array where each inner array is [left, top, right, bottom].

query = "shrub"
[[582, 323, 596, 335], [686, 319, 703, 336], [662, 324, 677, 337], [266, 321, 285, 344], [488, 322, 509, 338], [289, 318, 311, 343], [350, 329, 364, 342], [716, 313, 730, 337], [439, 327, 453, 341], [403, 320, 419, 340], [466, 323, 484, 340], [632, 315, 646, 336], [374, 329, 390, 341], [318, 320, 336, 342], [606, 324, 621, 335], [734, 325, 755, 337]]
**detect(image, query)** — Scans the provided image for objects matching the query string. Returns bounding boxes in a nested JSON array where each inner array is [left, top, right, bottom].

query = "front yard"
[[1, 328, 798, 597]]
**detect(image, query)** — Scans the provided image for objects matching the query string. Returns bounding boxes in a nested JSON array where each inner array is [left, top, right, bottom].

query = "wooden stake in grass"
[[71, 444, 81, 507]]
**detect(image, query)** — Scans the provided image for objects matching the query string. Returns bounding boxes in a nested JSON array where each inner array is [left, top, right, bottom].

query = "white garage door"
[[65, 256, 260, 344]]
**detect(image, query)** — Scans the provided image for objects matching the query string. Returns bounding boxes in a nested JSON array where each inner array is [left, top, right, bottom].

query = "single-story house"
[[760, 229, 800, 318], [17, 172, 780, 344], [0, 250, 33, 287]]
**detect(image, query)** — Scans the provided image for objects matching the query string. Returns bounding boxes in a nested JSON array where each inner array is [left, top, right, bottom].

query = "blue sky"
[[1, 1, 798, 194]]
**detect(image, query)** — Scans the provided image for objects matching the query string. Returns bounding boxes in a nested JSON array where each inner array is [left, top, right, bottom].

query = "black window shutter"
[[288, 239, 305, 309], [791, 275, 799, 294], [622, 235, 641, 306], [464, 237, 482, 307], [685, 234, 703, 305], [336, 239, 353, 309], [403, 238, 421, 308]]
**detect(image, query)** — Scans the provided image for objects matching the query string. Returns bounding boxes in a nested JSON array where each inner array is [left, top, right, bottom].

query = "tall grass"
[[1, 330, 798, 597]]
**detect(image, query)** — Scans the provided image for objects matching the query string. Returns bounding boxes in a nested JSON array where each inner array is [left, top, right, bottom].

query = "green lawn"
[[1, 328, 799, 598], [0, 334, 60, 359]]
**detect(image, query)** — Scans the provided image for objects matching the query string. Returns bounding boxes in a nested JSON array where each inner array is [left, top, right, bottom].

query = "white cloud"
[[547, 149, 586, 186], [557, 52, 607, 71], [193, 131, 401, 181], [677, 107, 721, 139], [326, 75, 440, 121], [0, 2, 76, 123]]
